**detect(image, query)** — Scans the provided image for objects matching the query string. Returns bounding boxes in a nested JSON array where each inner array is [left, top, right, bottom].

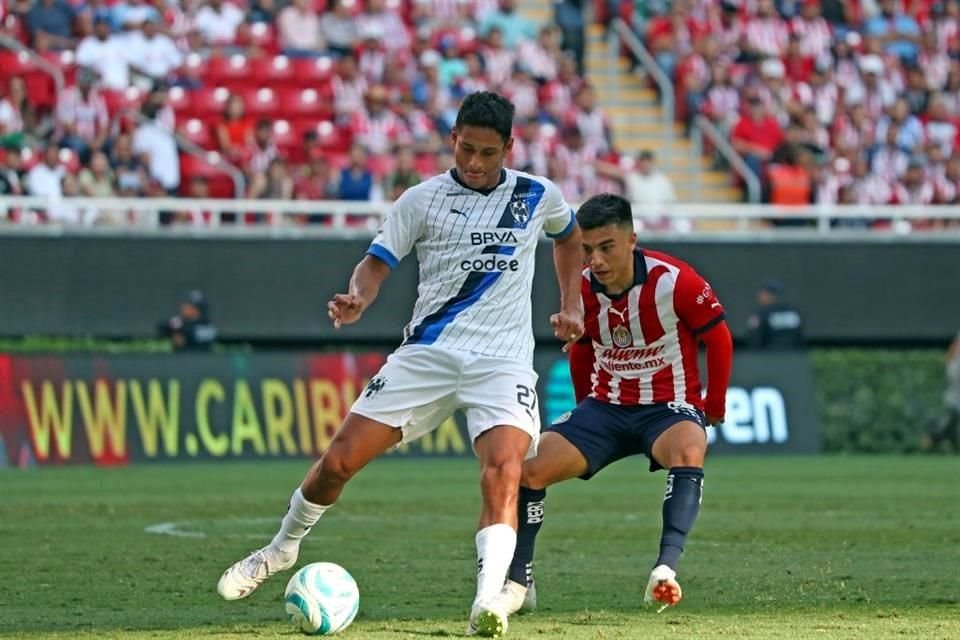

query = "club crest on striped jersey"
[[509, 199, 529, 225], [612, 324, 633, 347]]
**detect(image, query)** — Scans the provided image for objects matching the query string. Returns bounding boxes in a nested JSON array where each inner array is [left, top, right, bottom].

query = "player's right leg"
[[217, 413, 401, 600], [218, 345, 458, 601]]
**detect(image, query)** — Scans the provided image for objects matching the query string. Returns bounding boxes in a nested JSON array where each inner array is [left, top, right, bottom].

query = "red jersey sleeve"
[[568, 339, 594, 404], [673, 266, 726, 334], [674, 266, 732, 419]]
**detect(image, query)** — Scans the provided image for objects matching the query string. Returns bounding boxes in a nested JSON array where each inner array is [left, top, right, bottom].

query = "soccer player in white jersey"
[[217, 92, 584, 638], [488, 193, 733, 616]]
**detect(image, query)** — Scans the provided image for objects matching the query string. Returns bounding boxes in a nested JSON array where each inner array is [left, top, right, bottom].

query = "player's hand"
[[550, 310, 584, 353], [327, 293, 366, 329], [705, 414, 724, 426]]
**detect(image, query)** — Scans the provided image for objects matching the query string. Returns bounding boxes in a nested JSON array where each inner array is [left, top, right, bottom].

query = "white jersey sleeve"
[[539, 178, 577, 239], [366, 185, 426, 268]]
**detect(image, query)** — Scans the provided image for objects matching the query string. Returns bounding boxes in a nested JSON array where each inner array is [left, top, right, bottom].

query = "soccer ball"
[[284, 562, 360, 635]]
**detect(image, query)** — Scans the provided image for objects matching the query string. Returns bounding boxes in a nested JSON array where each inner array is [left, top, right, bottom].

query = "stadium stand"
[[1, 0, 959, 230]]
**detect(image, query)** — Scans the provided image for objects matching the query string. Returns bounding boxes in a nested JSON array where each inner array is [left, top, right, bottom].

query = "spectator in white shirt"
[[126, 15, 183, 86], [278, 0, 324, 57], [193, 0, 245, 46], [133, 101, 180, 193], [76, 16, 130, 90], [596, 150, 680, 229], [27, 143, 66, 198], [319, 0, 358, 57], [625, 150, 677, 207]]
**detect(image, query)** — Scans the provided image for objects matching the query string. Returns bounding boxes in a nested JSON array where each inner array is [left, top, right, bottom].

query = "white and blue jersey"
[[367, 168, 576, 364]]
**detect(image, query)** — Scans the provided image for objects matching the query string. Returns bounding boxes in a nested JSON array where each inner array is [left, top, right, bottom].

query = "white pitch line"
[[144, 521, 206, 538]]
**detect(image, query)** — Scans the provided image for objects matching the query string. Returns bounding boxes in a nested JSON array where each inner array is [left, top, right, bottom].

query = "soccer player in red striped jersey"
[[493, 193, 733, 615]]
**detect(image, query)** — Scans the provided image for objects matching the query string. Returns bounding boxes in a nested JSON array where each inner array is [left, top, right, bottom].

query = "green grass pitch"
[[1, 456, 958, 639]]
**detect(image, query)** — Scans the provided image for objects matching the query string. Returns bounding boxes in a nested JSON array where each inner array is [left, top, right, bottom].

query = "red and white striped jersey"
[[350, 109, 409, 155], [581, 249, 725, 409]]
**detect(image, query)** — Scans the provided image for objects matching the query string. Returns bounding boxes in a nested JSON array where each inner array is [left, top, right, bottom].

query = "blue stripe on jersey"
[[497, 176, 545, 229], [366, 243, 399, 269], [546, 208, 577, 239], [405, 178, 534, 346]]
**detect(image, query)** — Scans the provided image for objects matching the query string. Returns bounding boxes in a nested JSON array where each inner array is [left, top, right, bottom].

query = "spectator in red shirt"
[[215, 93, 254, 165], [732, 93, 785, 179], [647, 2, 693, 80], [782, 33, 814, 83]]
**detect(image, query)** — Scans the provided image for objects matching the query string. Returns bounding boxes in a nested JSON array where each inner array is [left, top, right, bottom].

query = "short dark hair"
[[576, 193, 633, 231], [455, 91, 515, 143]]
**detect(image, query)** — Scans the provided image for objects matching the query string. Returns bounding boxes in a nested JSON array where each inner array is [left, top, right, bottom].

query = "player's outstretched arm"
[[700, 320, 733, 425], [549, 224, 585, 351], [327, 255, 392, 329]]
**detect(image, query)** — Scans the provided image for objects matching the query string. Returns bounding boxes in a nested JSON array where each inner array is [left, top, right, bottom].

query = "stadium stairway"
[[516, 3, 742, 203]]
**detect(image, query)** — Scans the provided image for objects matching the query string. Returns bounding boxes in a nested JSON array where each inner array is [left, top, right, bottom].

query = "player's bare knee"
[[316, 449, 359, 488], [670, 443, 706, 468], [480, 458, 523, 492], [520, 464, 548, 490]]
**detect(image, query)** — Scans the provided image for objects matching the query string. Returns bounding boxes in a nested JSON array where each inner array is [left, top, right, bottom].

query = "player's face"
[[582, 223, 637, 290], [451, 125, 513, 190]]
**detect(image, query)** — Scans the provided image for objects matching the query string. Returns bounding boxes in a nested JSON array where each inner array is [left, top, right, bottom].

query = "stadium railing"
[[2, 196, 960, 236], [0, 34, 65, 96], [610, 18, 674, 131], [691, 115, 763, 205]]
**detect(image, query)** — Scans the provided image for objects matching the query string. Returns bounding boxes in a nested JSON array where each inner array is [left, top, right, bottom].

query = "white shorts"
[[350, 345, 540, 456]]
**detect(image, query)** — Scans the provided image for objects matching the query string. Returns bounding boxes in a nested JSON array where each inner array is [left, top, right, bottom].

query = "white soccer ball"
[[284, 562, 360, 635]]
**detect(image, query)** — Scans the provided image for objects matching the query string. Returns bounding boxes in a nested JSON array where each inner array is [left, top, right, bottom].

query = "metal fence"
[[2, 196, 960, 236]]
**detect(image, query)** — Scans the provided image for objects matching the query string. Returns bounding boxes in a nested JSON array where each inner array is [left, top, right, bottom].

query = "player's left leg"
[[468, 424, 531, 637], [645, 417, 707, 609], [459, 356, 542, 637]]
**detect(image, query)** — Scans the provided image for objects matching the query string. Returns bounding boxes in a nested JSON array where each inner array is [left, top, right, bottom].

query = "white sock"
[[474, 523, 517, 604], [269, 488, 330, 554]]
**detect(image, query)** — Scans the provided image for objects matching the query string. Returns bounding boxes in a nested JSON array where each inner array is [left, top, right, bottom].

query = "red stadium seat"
[[252, 55, 298, 87], [101, 86, 145, 117], [179, 118, 217, 150], [297, 120, 351, 154], [183, 86, 231, 121], [271, 119, 305, 163], [42, 50, 78, 86], [179, 152, 236, 197], [204, 54, 253, 90], [179, 53, 209, 84], [291, 56, 335, 87], [245, 87, 280, 119], [0, 51, 56, 110], [279, 87, 333, 120], [166, 86, 191, 115], [0, 50, 35, 80]]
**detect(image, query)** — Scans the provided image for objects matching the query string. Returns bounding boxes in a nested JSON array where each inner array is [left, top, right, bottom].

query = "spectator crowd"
[[0, 0, 635, 226], [617, 0, 960, 225]]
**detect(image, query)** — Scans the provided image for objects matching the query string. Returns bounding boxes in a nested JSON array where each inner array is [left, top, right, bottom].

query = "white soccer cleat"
[[520, 580, 537, 613], [644, 564, 682, 611], [466, 599, 509, 637], [489, 580, 537, 617], [217, 546, 298, 600]]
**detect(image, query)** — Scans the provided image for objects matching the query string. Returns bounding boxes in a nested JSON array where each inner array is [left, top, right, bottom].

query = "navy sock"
[[656, 466, 704, 571], [507, 486, 546, 587]]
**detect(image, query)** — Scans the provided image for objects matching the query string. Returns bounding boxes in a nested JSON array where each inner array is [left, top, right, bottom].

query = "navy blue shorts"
[[546, 398, 706, 477]]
